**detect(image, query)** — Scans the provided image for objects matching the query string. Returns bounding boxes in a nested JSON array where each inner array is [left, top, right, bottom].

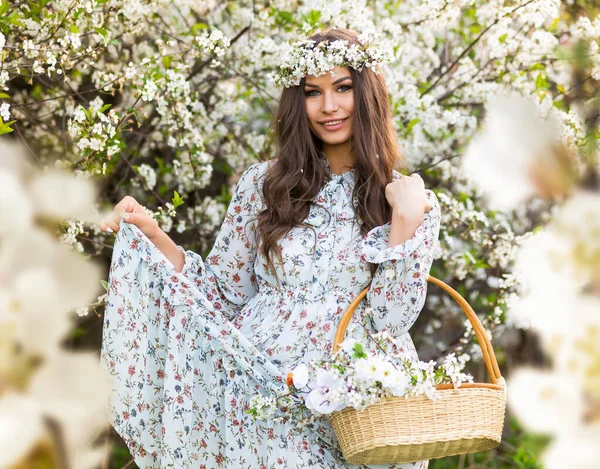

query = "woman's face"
[[304, 66, 354, 147]]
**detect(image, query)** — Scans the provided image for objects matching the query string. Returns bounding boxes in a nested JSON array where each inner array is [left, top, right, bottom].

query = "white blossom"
[[291, 363, 309, 389], [461, 92, 569, 211], [137, 163, 157, 190], [0, 103, 10, 122], [0, 393, 45, 467]]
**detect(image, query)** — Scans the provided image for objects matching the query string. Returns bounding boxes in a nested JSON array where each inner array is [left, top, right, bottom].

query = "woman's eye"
[[304, 85, 352, 97]]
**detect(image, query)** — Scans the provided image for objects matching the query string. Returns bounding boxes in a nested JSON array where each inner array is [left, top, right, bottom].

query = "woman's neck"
[[322, 142, 355, 175]]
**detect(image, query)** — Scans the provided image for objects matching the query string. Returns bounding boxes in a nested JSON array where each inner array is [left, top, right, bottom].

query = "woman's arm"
[[360, 189, 441, 336], [174, 161, 268, 320], [387, 210, 424, 247], [146, 229, 185, 272]]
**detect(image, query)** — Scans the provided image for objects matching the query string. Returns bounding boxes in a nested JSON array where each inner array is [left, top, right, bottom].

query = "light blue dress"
[[100, 156, 441, 468]]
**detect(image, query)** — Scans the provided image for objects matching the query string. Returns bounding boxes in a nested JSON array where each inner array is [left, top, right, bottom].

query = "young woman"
[[99, 28, 440, 469]]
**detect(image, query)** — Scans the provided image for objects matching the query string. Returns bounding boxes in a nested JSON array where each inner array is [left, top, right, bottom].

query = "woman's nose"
[[321, 91, 339, 113]]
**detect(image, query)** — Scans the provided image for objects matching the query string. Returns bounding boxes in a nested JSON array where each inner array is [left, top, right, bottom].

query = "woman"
[[99, 28, 440, 469]]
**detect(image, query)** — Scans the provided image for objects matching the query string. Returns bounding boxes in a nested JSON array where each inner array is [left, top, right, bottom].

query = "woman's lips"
[[319, 117, 348, 132]]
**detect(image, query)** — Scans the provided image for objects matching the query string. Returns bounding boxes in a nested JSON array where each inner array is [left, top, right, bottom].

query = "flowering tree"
[[0, 142, 110, 468], [461, 35, 599, 469], [1, 0, 599, 467]]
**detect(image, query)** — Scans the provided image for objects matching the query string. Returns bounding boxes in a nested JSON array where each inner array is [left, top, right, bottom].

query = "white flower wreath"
[[269, 33, 392, 88]]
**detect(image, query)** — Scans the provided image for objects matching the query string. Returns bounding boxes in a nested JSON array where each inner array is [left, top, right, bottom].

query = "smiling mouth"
[[320, 117, 349, 127]]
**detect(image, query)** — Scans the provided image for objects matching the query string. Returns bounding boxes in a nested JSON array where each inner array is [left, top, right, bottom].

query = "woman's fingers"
[[98, 206, 129, 234], [99, 216, 120, 233], [410, 173, 425, 188], [98, 196, 139, 234]]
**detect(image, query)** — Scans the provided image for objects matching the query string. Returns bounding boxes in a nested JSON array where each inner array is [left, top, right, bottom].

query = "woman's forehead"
[[304, 66, 351, 85]]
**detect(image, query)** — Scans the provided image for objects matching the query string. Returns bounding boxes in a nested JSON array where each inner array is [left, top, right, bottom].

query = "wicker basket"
[[328, 275, 507, 464]]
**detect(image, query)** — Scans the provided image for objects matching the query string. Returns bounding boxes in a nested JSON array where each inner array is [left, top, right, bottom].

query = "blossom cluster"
[[67, 98, 122, 160], [247, 323, 472, 421], [0, 142, 110, 468], [461, 80, 600, 467]]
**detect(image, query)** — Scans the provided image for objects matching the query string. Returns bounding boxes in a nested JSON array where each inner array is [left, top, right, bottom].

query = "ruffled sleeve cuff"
[[176, 245, 206, 280], [360, 189, 441, 264], [360, 220, 427, 264]]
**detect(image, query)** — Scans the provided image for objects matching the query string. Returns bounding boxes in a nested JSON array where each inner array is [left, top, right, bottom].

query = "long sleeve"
[[176, 161, 267, 320], [360, 188, 441, 337]]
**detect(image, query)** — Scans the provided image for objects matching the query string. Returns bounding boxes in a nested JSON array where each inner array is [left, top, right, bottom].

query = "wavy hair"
[[258, 28, 406, 276]]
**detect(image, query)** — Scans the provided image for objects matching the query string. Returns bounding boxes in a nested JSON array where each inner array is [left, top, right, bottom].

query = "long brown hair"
[[258, 28, 406, 276]]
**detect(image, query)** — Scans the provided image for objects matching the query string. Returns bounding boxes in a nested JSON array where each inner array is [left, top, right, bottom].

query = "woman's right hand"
[[385, 173, 432, 221], [98, 196, 162, 240]]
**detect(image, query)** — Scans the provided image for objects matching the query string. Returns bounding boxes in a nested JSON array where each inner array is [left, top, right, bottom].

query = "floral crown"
[[269, 33, 392, 88]]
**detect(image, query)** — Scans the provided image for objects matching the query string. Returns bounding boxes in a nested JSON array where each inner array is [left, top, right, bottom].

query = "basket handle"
[[332, 275, 503, 385]]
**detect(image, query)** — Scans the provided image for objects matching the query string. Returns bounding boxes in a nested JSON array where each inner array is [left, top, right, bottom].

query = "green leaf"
[[28, 84, 40, 100], [532, 225, 544, 235], [417, 81, 431, 95], [157, 184, 169, 196], [0, 1, 9, 16], [154, 156, 167, 173], [463, 6, 476, 19], [469, 24, 482, 35], [72, 327, 87, 340], [191, 22, 208, 34], [0, 92, 10, 99], [457, 191, 470, 203], [94, 27, 108, 38], [535, 73, 548, 90], [301, 9, 321, 26], [548, 17, 560, 32], [462, 250, 490, 269], [110, 39, 119, 46], [172, 190, 184, 209], [498, 33, 508, 44], [536, 90, 547, 103], [162, 55, 172, 69], [6, 15, 24, 27], [278, 11, 293, 23], [406, 118, 420, 133], [101, 280, 109, 291], [352, 343, 367, 359], [0, 119, 16, 135], [70, 24, 79, 34], [99, 103, 112, 113]]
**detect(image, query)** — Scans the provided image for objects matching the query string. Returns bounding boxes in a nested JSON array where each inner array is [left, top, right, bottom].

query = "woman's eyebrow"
[[304, 76, 352, 88]]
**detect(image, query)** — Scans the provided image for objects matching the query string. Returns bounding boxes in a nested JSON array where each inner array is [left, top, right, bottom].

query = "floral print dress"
[[100, 155, 441, 469]]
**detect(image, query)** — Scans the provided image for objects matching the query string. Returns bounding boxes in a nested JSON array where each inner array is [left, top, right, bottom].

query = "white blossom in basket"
[[354, 355, 390, 384], [250, 336, 473, 419], [302, 368, 346, 415], [290, 363, 310, 389], [386, 368, 411, 397], [304, 388, 342, 415]]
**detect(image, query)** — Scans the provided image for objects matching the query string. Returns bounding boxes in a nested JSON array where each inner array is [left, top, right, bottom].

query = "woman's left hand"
[[385, 173, 433, 220]]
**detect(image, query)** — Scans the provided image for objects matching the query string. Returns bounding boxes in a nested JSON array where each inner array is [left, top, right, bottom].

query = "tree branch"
[[421, 0, 538, 97]]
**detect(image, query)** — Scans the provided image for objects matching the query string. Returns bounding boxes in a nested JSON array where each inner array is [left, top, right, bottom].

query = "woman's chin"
[[318, 133, 351, 147]]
